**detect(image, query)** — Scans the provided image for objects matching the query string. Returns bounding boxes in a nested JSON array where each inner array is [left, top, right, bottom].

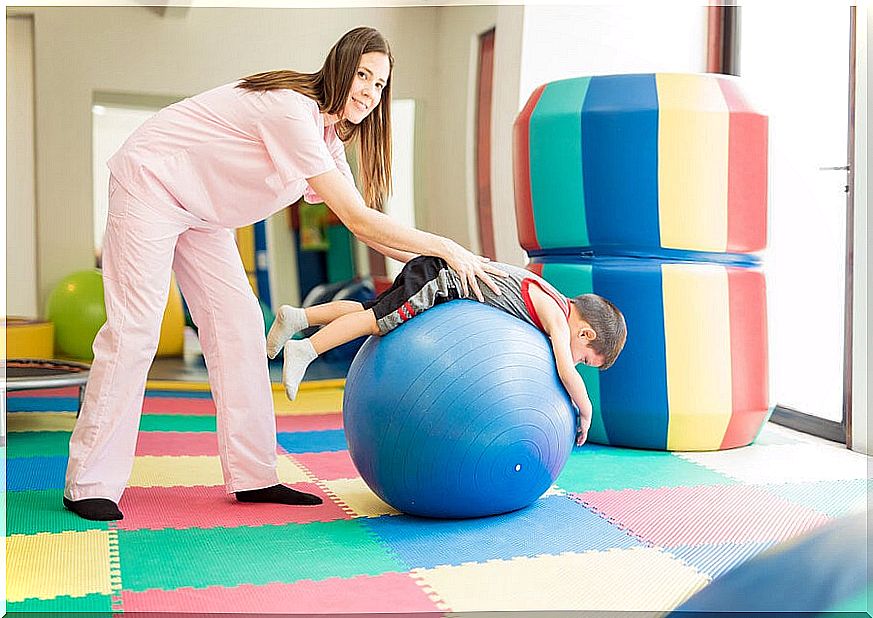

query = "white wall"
[[491, 5, 526, 266], [6, 16, 38, 317], [429, 4, 499, 251], [490, 4, 708, 265], [518, 5, 708, 105], [383, 98, 417, 279], [92, 104, 158, 254]]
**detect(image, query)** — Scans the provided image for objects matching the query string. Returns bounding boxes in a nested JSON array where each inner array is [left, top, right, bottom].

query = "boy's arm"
[[530, 286, 593, 446]]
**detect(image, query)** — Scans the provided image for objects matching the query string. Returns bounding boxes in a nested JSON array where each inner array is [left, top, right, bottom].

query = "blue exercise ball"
[[343, 300, 576, 518]]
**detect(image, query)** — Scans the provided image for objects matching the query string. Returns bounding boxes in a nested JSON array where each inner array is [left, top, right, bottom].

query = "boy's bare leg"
[[267, 300, 364, 359], [281, 308, 379, 400], [309, 308, 379, 354], [306, 300, 365, 326]]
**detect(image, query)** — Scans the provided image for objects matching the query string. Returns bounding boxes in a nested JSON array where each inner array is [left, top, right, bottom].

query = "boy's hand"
[[575, 402, 593, 446]]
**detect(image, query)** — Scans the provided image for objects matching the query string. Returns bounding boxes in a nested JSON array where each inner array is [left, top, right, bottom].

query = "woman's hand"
[[439, 239, 507, 302]]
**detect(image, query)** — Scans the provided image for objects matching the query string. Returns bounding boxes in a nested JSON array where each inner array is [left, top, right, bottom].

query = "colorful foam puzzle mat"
[[6, 383, 868, 614], [513, 72, 768, 256]]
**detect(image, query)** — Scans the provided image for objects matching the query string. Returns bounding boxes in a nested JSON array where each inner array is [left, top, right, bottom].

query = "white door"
[[740, 6, 852, 423]]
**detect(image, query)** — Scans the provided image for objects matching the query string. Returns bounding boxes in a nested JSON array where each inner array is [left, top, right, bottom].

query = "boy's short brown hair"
[[571, 294, 627, 370]]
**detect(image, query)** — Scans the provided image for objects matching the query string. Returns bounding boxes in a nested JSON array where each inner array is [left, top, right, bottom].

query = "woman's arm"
[[362, 239, 418, 264], [308, 168, 504, 301]]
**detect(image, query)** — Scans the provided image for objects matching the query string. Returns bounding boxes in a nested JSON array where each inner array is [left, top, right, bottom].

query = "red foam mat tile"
[[115, 484, 351, 531], [276, 413, 344, 433], [121, 572, 444, 614]]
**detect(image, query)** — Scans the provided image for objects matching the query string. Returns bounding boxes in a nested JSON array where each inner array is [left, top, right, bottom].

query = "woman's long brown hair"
[[238, 27, 393, 211]]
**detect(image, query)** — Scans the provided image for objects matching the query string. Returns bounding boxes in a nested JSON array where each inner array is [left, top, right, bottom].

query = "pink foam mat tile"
[[120, 572, 445, 614], [115, 483, 351, 530], [292, 451, 360, 481], [571, 484, 831, 547], [135, 432, 219, 456], [275, 413, 344, 433], [8, 386, 81, 398], [141, 397, 216, 415]]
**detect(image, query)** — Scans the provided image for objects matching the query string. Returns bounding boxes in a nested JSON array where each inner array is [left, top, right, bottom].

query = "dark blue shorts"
[[363, 256, 462, 334]]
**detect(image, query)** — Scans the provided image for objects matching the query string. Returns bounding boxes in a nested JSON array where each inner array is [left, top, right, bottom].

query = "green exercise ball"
[[45, 269, 189, 361], [46, 269, 106, 360]]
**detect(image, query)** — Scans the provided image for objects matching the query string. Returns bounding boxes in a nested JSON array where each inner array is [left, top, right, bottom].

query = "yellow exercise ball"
[[157, 275, 185, 357]]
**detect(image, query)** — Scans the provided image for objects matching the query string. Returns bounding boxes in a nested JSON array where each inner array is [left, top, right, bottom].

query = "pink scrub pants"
[[64, 176, 280, 502]]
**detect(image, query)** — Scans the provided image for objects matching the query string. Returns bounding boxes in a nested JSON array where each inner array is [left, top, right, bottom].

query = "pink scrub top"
[[107, 82, 354, 228]]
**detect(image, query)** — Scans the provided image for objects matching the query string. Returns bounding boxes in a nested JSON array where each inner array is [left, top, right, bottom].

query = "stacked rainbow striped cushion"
[[513, 73, 772, 451]]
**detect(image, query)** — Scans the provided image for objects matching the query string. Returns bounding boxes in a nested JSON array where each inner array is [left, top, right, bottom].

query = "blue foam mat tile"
[[360, 494, 643, 569], [8, 455, 68, 491], [661, 540, 779, 579], [762, 479, 869, 518], [6, 396, 80, 412], [277, 429, 348, 454]]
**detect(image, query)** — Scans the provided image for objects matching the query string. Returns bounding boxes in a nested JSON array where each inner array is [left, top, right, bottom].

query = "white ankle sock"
[[266, 305, 309, 359], [282, 339, 317, 400]]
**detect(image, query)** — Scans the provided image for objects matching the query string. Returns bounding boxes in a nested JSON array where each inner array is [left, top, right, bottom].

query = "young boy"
[[267, 256, 627, 446]]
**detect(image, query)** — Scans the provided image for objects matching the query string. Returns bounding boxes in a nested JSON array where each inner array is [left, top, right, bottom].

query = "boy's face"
[[571, 321, 606, 368]]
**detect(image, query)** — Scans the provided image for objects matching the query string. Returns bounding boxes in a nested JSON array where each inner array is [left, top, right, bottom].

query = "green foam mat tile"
[[7, 490, 110, 536], [556, 445, 735, 492], [139, 414, 216, 432], [7, 431, 71, 459], [117, 519, 405, 591], [5, 592, 114, 613]]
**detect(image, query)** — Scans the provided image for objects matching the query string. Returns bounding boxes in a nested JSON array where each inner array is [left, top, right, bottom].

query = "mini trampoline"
[[4, 359, 90, 412]]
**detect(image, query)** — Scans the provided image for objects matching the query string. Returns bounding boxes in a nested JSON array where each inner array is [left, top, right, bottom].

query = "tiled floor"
[[5, 384, 869, 614]]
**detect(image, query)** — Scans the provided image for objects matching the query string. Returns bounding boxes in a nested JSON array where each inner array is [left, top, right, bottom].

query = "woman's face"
[[343, 52, 390, 124]]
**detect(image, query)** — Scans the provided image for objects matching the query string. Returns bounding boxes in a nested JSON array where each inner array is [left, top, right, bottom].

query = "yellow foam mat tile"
[[412, 547, 708, 613], [7, 530, 113, 602], [128, 455, 310, 488], [320, 478, 400, 518], [273, 386, 345, 416], [146, 380, 213, 392], [145, 378, 344, 416], [544, 484, 566, 497], [128, 456, 225, 487], [147, 378, 345, 393], [276, 455, 315, 484], [7, 411, 78, 432]]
